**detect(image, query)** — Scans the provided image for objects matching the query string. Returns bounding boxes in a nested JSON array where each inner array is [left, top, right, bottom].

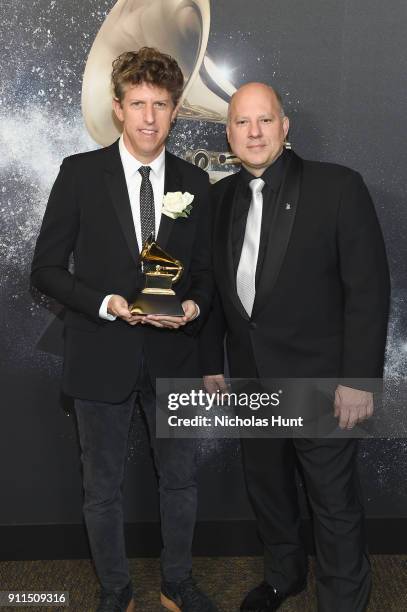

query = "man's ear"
[[171, 100, 182, 124], [226, 123, 230, 143], [112, 98, 124, 123], [283, 116, 290, 139]]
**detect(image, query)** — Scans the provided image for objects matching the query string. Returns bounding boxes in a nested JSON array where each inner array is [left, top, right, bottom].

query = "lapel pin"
[[285, 203, 291, 210]]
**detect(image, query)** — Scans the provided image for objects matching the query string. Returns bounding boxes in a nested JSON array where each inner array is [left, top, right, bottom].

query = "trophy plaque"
[[129, 235, 184, 317]]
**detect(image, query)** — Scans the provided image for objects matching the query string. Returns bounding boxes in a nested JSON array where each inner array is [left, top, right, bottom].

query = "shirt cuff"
[[192, 302, 200, 320], [99, 294, 117, 321]]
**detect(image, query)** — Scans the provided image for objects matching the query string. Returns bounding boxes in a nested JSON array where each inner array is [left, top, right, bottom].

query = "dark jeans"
[[75, 364, 198, 590], [241, 437, 371, 612]]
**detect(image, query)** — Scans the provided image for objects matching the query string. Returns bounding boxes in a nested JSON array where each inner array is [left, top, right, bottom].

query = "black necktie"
[[138, 166, 155, 247]]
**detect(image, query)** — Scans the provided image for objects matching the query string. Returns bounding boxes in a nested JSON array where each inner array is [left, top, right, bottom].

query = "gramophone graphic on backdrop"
[[82, 0, 239, 180]]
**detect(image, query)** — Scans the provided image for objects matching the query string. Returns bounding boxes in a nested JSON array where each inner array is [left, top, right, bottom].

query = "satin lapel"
[[252, 151, 303, 318], [156, 151, 183, 250], [103, 141, 140, 265], [214, 173, 249, 320]]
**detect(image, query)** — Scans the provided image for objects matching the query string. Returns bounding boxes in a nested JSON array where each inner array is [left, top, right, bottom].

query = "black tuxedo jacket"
[[200, 150, 390, 386], [31, 141, 212, 402]]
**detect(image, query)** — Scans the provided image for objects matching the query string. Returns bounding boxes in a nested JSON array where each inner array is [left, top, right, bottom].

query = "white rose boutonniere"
[[162, 191, 194, 219]]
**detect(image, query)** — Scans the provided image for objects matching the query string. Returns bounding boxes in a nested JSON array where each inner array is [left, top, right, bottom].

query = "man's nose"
[[143, 104, 155, 124], [248, 121, 261, 138]]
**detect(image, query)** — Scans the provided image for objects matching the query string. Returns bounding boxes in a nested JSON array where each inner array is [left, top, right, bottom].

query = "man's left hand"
[[334, 385, 374, 429], [141, 300, 198, 329]]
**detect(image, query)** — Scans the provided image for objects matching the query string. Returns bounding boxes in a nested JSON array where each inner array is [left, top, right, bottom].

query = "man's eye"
[[236, 120, 247, 125], [261, 118, 272, 123], [155, 102, 167, 108]]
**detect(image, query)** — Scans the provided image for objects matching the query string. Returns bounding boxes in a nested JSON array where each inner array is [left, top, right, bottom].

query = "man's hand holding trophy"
[[107, 234, 198, 328]]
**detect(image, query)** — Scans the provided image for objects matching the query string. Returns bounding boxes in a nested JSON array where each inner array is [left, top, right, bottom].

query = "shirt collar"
[[239, 148, 287, 193], [119, 134, 165, 180]]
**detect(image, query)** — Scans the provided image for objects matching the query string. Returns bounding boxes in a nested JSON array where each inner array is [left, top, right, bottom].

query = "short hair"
[[273, 89, 286, 117], [111, 47, 184, 106]]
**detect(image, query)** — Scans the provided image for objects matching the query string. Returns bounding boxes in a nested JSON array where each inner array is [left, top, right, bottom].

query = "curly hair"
[[112, 47, 184, 106]]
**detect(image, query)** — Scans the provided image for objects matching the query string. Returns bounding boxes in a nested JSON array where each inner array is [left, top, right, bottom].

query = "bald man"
[[200, 83, 390, 611]]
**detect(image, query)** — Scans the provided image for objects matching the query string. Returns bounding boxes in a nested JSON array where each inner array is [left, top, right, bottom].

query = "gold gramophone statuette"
[[129, 235, 184, 317]]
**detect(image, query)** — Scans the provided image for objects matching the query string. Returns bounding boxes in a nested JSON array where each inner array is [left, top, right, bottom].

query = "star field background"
[[1, 0, 406, 524]]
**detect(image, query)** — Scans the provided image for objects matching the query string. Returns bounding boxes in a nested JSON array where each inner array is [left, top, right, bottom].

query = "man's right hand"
[[107, 295, 144, 325], [203, 374, 228, 394]]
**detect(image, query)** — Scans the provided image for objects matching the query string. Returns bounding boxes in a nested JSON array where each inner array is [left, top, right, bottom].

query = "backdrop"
[[1, 0, 406, 542]]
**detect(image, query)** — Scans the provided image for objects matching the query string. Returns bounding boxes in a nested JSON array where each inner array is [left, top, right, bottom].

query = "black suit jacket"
[[31, 141, 212, 402], [200, 150, 390, 387]]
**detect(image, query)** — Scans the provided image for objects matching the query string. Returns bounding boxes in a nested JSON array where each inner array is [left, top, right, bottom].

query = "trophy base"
[[129, 293, 185, 317]]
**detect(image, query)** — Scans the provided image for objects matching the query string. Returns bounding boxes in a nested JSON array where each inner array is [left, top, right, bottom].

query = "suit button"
[[250, 321, 257, 330]]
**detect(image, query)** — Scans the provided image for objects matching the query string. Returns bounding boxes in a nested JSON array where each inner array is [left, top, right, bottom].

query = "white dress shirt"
[[118, 134, 166, 249], [99, 136, 165, 321], [99, 136, 198, 321]]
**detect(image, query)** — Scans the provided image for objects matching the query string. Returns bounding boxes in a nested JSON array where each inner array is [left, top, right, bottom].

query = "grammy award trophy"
[[129, 235, 184, 317]]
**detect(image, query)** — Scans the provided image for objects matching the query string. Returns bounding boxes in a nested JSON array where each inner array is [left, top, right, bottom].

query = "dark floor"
[[1, 556, 407, 611]]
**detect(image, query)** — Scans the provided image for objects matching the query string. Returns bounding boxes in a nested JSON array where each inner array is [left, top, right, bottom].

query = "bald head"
[[228, 82, 285, 124], [226, 82, 290, 177]]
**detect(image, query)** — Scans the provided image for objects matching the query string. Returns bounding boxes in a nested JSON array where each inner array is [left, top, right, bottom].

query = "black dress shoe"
[[97, 580, 135, 612], [240, 580, 306, 611], [161, 576, 218, 611]]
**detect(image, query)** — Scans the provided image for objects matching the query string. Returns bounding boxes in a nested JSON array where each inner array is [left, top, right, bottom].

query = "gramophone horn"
[[142, 241, 178, 266], [82, 0, 236, 146], [141, 235, 183, 282]]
